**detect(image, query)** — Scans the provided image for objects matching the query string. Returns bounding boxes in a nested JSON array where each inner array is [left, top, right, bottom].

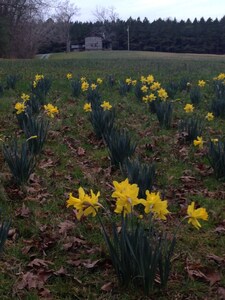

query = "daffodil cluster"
[[67, 178, 208, 230], [33, 74, 44, 88], [44, 103, 59, 118], [14, 92, 30, 114]]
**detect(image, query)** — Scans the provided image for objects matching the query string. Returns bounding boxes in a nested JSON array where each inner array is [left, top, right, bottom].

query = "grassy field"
[[0, 51, 225, 299]]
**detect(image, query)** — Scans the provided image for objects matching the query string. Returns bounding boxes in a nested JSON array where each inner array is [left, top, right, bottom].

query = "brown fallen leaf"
[[58, 220, 75, 235], [218, 287, 225, 300], [77, 146, 85, 156], [207, 254, 225, 265], [83, 259, 101, 269], [54, 267, 67, 276], [101, 282, 113, 292], [206, 271, 221, 286], [15, 203, 31, 218], [28, 258, 53, 268]]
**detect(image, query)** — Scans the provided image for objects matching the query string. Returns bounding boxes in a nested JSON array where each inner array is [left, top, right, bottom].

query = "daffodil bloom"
[[215, 73, 225, 81], [101, 101, 112, 111], [184, 103, 194, 113], [96, 78, 103, 84], [67, 187, 101, 220], [112, 178, 142, 216], [44, 103, 59, 118], [187, 202, 208, 229], [149, 93, 156, 102], [198, 80, 206, 87], [83, 103, 92, 112], [193, 136, 204, 149], [132, 80, 137, 86], [21, 93, 30, 102], [140, 76, 147, 84], [126, 78, 132, 85], [35, 74, 44, 82], [33, 81, 37, 88], [142, 191, 169, 220], [81, 81, 89, 92], [80, 77, 86, 82], [205, 112, 214, 121], [142, 96, 149, 103], [146, 74, 154, 84], [141, 85, 148, 93], [66, 73, 72, 80], [211, 138, 218, 144], [157, 88, 168, 101], [91, 83, 97, 90], [15, 102, 26, 114], [150, 82, 161, 91]]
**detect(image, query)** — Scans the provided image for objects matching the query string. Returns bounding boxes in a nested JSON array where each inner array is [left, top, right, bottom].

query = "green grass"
[[0, 51, 225, 299]]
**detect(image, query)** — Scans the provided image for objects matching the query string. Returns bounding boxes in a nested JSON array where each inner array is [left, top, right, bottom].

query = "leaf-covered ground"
[[0, 51, 225, 299]]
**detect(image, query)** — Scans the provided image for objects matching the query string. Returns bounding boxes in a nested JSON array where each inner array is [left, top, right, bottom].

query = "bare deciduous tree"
[[53, 0, 79, 52], [93, 5, 119, 23]]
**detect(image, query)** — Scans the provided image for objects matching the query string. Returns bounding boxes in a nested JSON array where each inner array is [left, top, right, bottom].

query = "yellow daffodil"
[[132, 80, 137, 86], [91, 83, 97, 90], [81, 81, 89, 92], [184, 103, 194, 113], [15, 102, 26, 114], [21, 93, 30, 102], [142, 96, 149, 103], [141, 85, 148, 93], [126, 78, 132, 85], [149, 93, 156, 102], [146, 74, 154, 84], [101, 101, 112, 111], [83, 103, 92, 112], [33, 81, 37, 88], [150, 82, 161, 91], [44, 103, 59, 118], [211, 138, 218, 144], [143, 191, 169, 220], [112, 178, 141, 216], [96, 78, 103, 84], [205, 112, 214, 121], [66, 73, 72, 80], [214, 73, 225, 81], [35, 74, 44, 82], [157, 88, 168, 101], [140, 76, 147, 84], [193, 136, 204, 149], [67, 187, 101, 220], [198, 80, 206, 87], [187, 202, 208, 229], [80, 77, 86, 82]]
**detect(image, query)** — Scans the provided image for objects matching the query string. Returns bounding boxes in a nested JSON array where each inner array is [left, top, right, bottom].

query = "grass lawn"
[[0, 51, 225, 299]]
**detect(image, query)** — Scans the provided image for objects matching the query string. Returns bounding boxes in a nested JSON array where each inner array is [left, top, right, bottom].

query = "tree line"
[[0, 1, 225, 58], [67, 16, 225, 54]]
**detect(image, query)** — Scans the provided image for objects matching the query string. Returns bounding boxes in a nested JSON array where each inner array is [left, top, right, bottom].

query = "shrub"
[[208, 140, 225, 179], [31, 77, 51, 105], [211, 98, 225, 118], [105, 128, 136, 167], [70, 79, 81, 97], [155, 101, 173, 129], [122, 158, 156, 198], [2, 139, 36, 185], [179, 117, 203, 142], [5, 74, 18, 90], [134, 82, 144, 100], [23, 115, 49, 155], [190, 86, 201, 105], [89, 106, 115, 140], [0, 212, 10, 253]]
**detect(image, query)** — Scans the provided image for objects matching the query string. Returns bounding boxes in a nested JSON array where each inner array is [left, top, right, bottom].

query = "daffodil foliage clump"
[[67, 178, 208, 295]]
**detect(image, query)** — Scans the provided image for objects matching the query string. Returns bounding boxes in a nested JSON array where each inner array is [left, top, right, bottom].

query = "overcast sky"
[[73, 0, 225, 22]]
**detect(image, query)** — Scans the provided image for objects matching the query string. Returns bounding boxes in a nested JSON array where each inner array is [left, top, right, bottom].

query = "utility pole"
[[127, 25, 130, 51]]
